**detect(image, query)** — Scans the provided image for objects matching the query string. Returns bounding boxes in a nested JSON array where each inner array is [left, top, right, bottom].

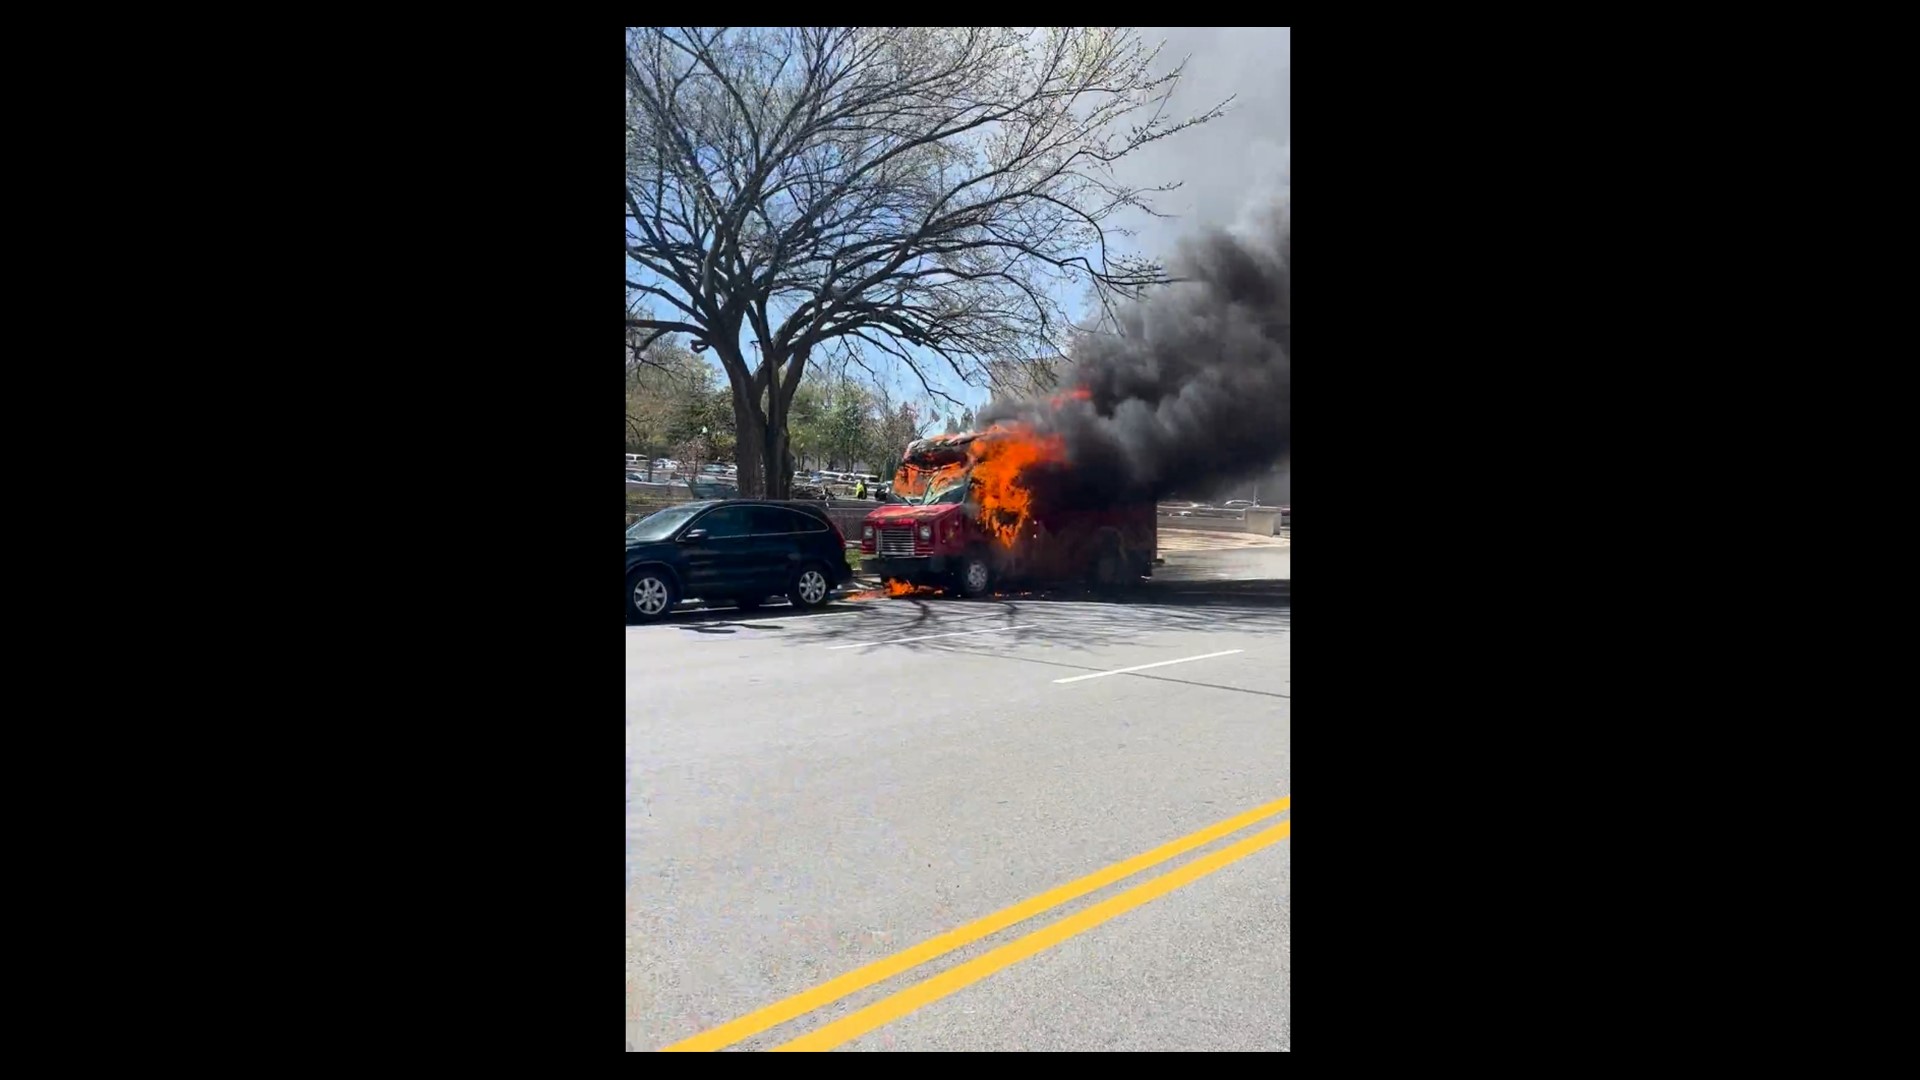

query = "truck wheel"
[[957, 552, 993, 598], [788, 563, 832, 609], [1088, 536, 1135, 593]]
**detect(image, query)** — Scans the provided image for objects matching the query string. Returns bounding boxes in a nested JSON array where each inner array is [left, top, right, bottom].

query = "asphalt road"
[[626, 549, 1290, 1051]]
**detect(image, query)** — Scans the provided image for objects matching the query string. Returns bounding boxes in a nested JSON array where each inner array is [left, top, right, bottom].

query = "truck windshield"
[[895, 455, 967, 503], [921, 474, 970, 505]]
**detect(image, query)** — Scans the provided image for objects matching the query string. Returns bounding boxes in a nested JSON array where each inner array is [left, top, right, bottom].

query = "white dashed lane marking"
[[1051, 649, 1246, 684]]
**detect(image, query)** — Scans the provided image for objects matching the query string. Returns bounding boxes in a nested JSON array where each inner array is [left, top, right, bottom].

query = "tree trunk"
[[762, 423, 791, 498], [756, 346, 807, 500], [758, 357, 783, 499], [723, 344, 806, 500], [730, 381, 767, 497]]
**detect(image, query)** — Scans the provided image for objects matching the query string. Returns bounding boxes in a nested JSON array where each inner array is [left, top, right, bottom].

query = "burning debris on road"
[[842, 582, 948, 602]]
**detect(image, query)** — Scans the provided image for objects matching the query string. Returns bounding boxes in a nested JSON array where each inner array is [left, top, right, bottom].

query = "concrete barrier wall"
[[1157, 510, 1289, 536], [626, 491, 879, 539], [823, 506, 873, 536], [626, 487, 1288, 539], [1160, 516, 1259, 534]]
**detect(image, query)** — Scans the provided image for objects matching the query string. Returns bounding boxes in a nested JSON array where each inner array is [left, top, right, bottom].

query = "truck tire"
[[1087, 534, 1135, 593], [956, 551, 993, 599]]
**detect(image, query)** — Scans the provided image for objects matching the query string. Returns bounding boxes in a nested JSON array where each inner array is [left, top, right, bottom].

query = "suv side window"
[[694, 505, 752, 538], [749, 506, 823, 535], [783, 508, 829, 533]]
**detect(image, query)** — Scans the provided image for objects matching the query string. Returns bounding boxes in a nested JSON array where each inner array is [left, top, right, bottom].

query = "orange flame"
[[968, 424, 1066, 548], [885, 388, 1080, 555], [885, 579, 942, 598]]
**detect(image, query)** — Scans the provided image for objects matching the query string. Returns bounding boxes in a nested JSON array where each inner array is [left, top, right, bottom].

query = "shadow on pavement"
[[800, 577, 1289, 655], [626, 576, 1288, 650], [625, 593, 881, 631]]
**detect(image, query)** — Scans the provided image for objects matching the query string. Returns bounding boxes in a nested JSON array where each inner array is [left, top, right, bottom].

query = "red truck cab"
[[860, 433, 1156, 597]]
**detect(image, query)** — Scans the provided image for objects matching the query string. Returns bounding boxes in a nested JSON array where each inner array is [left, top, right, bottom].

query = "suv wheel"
[[789, 564, 832, 609], [626, 569, 678, 623]]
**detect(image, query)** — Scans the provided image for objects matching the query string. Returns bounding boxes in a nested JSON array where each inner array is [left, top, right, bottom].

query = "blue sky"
[[628, 28, 1289, 431]]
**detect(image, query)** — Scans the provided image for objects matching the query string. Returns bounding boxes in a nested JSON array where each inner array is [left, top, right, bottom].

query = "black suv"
[[625, 500, 853, 622]]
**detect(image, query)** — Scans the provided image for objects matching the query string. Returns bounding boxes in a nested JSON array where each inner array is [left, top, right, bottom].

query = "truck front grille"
[[879, 527, 919, 557]]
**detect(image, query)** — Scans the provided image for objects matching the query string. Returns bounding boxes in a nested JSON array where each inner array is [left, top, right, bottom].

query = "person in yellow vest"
[[853, 477, 868, 499]]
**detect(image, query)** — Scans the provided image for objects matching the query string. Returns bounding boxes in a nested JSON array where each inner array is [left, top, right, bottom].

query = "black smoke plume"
[[979, 209, 1290, 508]]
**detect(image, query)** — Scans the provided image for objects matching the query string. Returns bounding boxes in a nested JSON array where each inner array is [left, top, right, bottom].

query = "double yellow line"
[[660, 795, 1291, 1052]]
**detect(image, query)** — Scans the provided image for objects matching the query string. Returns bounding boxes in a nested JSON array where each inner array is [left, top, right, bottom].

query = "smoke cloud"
[[979, 204, 1290, 507]]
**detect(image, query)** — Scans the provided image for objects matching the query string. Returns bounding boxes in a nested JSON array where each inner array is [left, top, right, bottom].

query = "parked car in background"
[[686, 478, 739, 499], [625, 500, 854, 622]]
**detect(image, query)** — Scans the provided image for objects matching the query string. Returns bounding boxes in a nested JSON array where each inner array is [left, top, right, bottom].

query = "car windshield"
[[627, 503, 707, 542]]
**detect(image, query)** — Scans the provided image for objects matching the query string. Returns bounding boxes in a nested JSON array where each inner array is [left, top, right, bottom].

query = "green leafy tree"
[[823, 381, 873, 471], [786, 380, 830, 470], [627, 336, 711, 469]]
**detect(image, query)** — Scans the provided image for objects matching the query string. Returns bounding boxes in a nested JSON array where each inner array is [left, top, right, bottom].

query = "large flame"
[[883, 387, 1081, 553], [967, 424, 1066, 547]]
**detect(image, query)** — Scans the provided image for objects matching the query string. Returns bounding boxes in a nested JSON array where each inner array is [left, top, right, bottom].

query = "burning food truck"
[[858, 426, 1156, 597]]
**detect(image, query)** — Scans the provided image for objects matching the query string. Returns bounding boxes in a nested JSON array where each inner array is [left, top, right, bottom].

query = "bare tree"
[[625, 26, 1226, 496]]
